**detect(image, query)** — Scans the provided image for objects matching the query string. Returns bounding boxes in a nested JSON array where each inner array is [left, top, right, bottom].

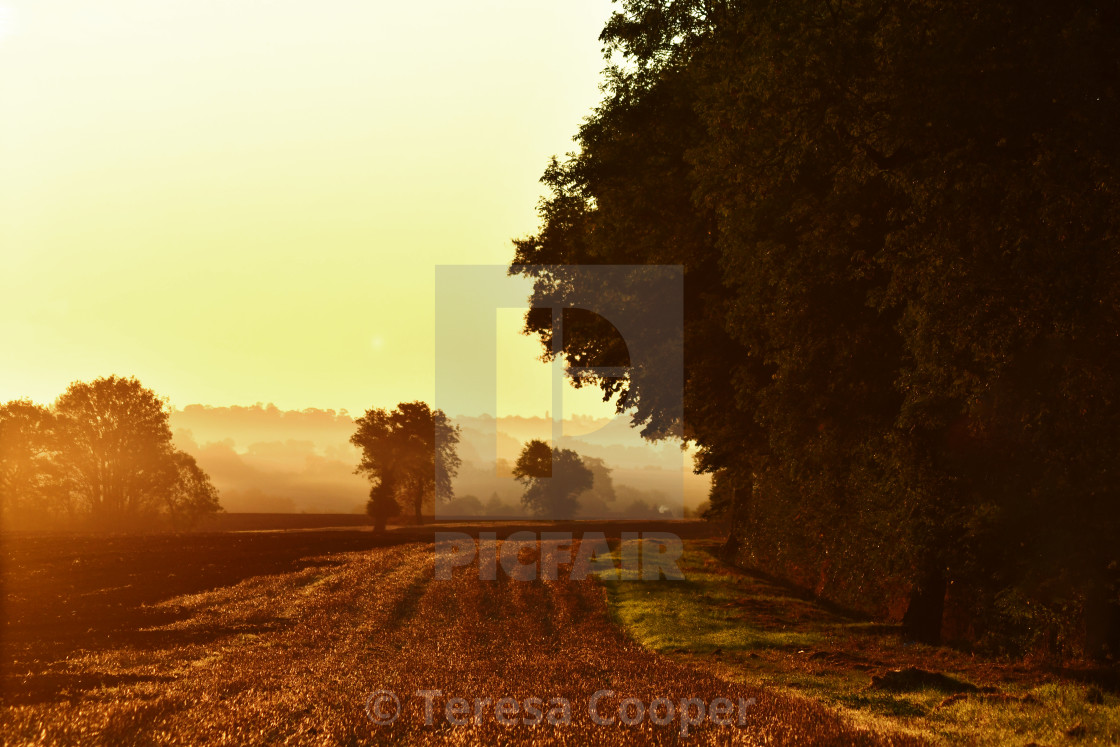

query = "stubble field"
[[0, 524, 915, 745]]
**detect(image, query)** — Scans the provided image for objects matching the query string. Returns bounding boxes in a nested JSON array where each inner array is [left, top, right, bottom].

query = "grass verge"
[[602, 540, 1120, 745]]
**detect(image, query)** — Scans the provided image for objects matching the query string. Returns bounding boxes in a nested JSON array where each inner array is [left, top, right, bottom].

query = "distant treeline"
[[1, 377, 222, 530], [169, 404, 708, 514], [513, 0, 1120, 659], [348, 402, 683, 530]]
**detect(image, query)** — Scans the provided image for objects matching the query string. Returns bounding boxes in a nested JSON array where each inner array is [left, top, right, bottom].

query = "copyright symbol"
[[365, 690, 401, 725]]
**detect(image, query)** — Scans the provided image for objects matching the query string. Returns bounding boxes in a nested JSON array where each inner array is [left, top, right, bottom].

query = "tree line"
[[511, 0, 1120, 658], [1, 376, 222, 529], [349, 403, 623, 526], [2, 385, 641, 532]]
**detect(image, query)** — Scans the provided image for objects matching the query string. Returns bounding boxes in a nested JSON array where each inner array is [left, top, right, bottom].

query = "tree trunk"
[[903, 565, 947, 644], [414, 485, 424, 525], [373, 512, 387, 533]]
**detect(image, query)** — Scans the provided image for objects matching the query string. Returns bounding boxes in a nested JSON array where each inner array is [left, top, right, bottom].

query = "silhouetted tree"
[[54, 376, 177, 522], [576, 455, 617, 518], [443, 493, 484, 517], [2, 377, 223, 528], [512, 0, 1120, 653], [165, 450, 223, 528], [367, 478, 400, 533], [0, 399, 66, 524], [513, 440, 593, 519], [484, 492, 512, 517], [350, 401, 461, 525]]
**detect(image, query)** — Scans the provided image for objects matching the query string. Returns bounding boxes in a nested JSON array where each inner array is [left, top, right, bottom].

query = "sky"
[[0, 0, 622, 419]]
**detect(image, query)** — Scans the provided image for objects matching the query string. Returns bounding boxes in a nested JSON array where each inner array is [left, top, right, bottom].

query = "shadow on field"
[[0, 519, 717, 702], [1, 531, 400, 666], [2, 671, 180, 706]]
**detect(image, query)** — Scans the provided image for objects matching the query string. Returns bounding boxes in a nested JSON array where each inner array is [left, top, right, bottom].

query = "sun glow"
[[0, 0, 616, 417]]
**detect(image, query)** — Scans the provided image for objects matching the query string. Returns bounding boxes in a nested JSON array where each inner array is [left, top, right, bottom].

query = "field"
[[0, 522, 921, 745], [5, 524, 1117, 745]]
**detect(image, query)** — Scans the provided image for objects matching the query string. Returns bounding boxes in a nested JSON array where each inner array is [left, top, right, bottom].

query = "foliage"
[[577, 455, 618, 517], [165, 450, 223, 528], [55, 376, 177, 520], [366, 479, 401, 532], [511, 0, 1120, 653], [350, 401, 461, 525], [0, 400, 65, 523], [0, 377, 222, 528], [513, 440, 594, 519]]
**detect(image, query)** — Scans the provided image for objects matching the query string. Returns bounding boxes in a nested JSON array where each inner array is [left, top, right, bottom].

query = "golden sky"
[[0, 0, 620, 418]]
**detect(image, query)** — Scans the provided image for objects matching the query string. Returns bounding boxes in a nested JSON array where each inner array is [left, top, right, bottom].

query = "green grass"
[[602, 540, 1120, 745]]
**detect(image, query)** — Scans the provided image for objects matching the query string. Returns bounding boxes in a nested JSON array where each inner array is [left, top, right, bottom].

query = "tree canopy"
[[0, 400, 64, 522], [350, 401, 461, 526], [511, 0, 1120, 655], [1, 377, 222, 528], [513, 440, 595, 520]]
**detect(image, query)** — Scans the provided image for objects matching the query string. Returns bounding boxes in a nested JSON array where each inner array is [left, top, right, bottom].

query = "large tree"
[[513, 440, 594, 520], [54, 376, 178, 520], [512, 0, 1120, 653], [350, 401, 461, 526], [1, 377, 223, 528]]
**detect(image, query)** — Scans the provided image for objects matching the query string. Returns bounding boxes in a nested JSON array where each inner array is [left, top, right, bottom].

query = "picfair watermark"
[[434, 531, 685, 581]]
